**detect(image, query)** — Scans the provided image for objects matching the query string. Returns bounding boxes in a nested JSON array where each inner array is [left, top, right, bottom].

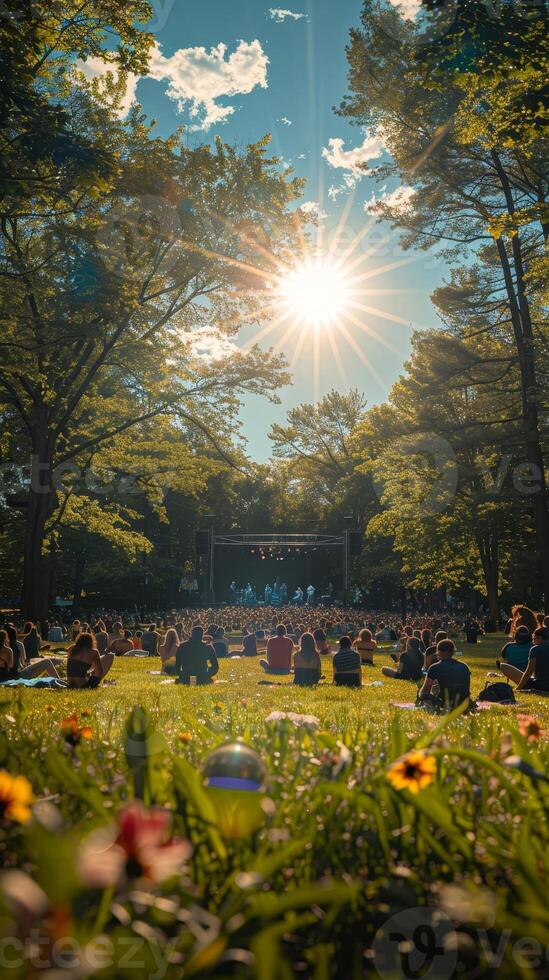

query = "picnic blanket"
[[0, 677, 67, 689]]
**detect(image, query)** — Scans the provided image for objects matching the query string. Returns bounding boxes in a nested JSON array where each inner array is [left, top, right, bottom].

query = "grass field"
[[1, 634, 548, 978]]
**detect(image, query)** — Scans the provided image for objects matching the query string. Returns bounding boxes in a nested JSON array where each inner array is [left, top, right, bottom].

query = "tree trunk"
[[476, 532, 499, 624], [21, 425, 57, 622], [491, 152, 549, 604], [72, 551, 87, 612]]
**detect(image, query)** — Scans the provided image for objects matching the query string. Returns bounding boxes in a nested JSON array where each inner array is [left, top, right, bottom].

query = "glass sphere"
[[202, 742, 266, 791]]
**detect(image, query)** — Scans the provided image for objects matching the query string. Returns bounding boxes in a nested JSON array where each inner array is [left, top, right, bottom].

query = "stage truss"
[[204, 530, 351, 603]]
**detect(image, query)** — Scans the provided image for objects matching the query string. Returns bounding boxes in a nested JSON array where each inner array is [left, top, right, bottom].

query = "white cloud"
[[76, 40, 269, 130], [278, 116, 292, 126], [299, 201, 328, 222], [364, 184, 416, 215], [268, 7, 307, 21], [387, 0, 422, 19], [148, 41, 268, 130], [322, 130, 385, 178], [322, 129, 385, 199], [186, 328, 239, 362]]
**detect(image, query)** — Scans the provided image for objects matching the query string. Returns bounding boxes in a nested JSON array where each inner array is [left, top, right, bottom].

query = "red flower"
[[78, 801, 191, 889]]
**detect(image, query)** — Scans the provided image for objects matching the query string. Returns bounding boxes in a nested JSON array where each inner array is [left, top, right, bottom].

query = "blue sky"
[[87, 0, 445, 459]]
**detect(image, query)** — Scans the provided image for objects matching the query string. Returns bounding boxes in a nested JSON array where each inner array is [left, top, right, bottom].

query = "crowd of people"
[[0, 603, 547, 708]]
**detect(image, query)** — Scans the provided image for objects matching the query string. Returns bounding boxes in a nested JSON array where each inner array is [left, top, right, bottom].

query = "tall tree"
[[340, 0, 549, 600]]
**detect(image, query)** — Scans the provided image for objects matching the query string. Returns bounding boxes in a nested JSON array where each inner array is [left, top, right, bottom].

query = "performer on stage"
[[229, 580, 237, 601], [292, 586, 304, 605], [280, 582, 288, 604], [306, 584, 316, 606], [265, 583, 272, 605]]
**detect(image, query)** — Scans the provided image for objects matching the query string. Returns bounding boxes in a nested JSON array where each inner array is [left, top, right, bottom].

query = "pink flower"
[[78, 801, 191, 889]]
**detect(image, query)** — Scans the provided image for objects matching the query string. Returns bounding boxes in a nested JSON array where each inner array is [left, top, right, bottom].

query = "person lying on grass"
[[418, 639, 471, 709], [333, 636, 362, 687], [499, 627, 549, 693], [0, 627, 61, 682], [175, 626, 219, 685], [381, 638, 423, 682], [67, 632, 114, 689]]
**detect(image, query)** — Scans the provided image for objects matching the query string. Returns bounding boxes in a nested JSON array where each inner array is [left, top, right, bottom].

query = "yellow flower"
[[0, 771, 34, 824], [213, 702, 224, 713], [387, 750, 437, 794], [179, 732, 192, 744]]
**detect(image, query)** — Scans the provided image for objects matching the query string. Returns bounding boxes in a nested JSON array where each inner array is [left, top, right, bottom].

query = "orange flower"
[[518, 715, 545, 742], [387, 750, 437, 794], [179, 732, 192, 744], [0, 770, 34, 824], [60, 713, 92, 745]]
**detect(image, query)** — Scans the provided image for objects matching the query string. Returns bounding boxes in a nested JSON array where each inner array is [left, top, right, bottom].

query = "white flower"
[[266, 711, 320, 729]]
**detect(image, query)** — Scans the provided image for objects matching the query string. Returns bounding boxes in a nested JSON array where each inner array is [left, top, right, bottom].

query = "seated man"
[[333, 636, 362, 688], [418, 639, 471, 708], [259, 624, 294, 674], [175, 626, 219, 685], [500, 626, 549, 693]]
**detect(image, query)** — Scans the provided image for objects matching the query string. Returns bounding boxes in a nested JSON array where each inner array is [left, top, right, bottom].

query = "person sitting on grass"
[[382, 638, 424, 682], [424, 630, 447, 669], [418, 639, 471, 709], [313, 627, 331, 655], [213, 627, 229, 660], [159, 627, 179, 673], [499, 626, 549, 693], [238, 627, 258, 657], [293, 632, 321, 686], [497, 626, 531, 674], [333, 636, 362, 688], [141, 623, 161, 657], [107, 629, 134, 657], [67, 632, 114, 689], [175, 625, 219, 685], [353, 628, 376, 665], [259, 624, 294, 675], [0, 627, 61, 682]]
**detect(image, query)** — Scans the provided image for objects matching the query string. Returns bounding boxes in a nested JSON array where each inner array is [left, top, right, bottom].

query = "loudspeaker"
[[349, 531, 363, 556], [195, 530, 210, 556]]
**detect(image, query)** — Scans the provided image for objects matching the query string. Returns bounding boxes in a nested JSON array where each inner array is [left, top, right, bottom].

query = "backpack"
[[478, 681, 516, 704]]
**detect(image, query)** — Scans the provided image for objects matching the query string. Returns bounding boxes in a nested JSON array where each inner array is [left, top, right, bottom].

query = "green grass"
[[0, 634, 548, 978]]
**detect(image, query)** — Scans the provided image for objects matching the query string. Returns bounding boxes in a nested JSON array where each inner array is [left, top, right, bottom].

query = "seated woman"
[[213, 627, 229, 659], [3, 624, 60, 681], [353, 628, 376, 665], [497, 626, 531, 673], [0, 623, 59, 682], [67, 632, 114, 689], [107, 629, 134, 657], [424, 630, 447, 669], [313, 627, 331, 655], [293, 632, 321, 686], [333, 636, 362, 688], [158, 627, 180, 673], [382, 638, 424, 682], [500, 626, 549, 693]]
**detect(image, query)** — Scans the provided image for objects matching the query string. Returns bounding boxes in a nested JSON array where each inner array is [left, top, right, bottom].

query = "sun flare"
[[277, 257, 352, 327]]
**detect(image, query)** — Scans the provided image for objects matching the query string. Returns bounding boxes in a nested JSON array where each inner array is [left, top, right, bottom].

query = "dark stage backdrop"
[[214, 550, 343, 601]]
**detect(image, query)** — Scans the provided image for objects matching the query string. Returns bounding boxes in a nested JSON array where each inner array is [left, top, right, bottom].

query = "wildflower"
[[266, 711, 320, 730], [78, 801, 191, 890], [0, 770, 34, 824], [517, 715, 544, 742], [60, 713, 92, 746], [387, 750, 437, 795], [213, 702, 224, 713], [179, 732, 192, 744]]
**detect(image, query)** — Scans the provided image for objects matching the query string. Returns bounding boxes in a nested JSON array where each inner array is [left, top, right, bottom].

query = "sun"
[[277, 257, 352, 327]]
